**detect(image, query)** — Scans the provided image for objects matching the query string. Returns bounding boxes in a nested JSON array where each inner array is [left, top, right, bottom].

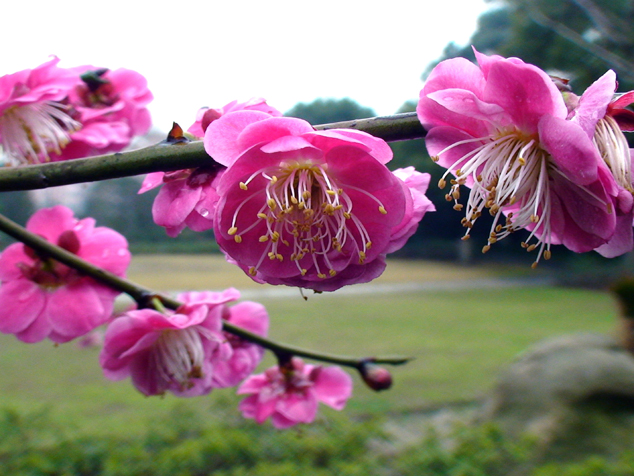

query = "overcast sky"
[[2, 0, 490, 130]]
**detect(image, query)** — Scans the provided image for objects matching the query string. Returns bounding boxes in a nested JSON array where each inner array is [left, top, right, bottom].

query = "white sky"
[[1, 0, 490, 131]]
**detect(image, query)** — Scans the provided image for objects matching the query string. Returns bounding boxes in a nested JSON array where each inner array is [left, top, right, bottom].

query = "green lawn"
[[0, 257, 618, 436]]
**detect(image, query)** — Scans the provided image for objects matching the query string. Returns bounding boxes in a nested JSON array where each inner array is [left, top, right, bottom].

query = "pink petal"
[[312, 366, 353, 410]]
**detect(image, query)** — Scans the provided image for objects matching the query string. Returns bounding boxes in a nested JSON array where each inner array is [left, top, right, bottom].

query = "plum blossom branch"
[[0, 211, 411, 368], [0, 113, 425, 192]]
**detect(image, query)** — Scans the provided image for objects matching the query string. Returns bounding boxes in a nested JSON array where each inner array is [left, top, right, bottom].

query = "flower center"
[[0, 102, 80, 165], [227, 160, 388, 279], [435, 131, 556, 266], [153, 327, 206, 391], [594, 116, 634, 193]]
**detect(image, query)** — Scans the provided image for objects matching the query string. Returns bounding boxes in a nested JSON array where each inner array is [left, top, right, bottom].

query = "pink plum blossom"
[[177, 290, 269, 388], [0, 206, 130, 343], [100, 296, 232, 397], [0, 57, 80, 165], [205, 112, 432, 291], [566, 70, 634, 257], [139, 99, 279, 237], [50, 66, 153, 160], [417, 48, 626, 265], [238, 357, 352, 429]]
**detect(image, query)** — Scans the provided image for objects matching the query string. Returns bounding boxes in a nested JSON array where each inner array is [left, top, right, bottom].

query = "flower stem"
[[0, 211, 411, 369], [0, 113, 425, 191]]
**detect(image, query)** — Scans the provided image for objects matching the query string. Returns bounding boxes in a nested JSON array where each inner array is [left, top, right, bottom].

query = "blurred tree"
[[429, 0, 634, 92], [0, 191, 34, 245], [285, 98, 375, 125]]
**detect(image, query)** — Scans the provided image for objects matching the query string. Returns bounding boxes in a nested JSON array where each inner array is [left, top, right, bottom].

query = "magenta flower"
[[567, 70, 634, 257], [0, 57, 79, 165], [417, 49, 624, 264], [205, 111, 431, 291], [139, 167, 225, 237], [177, 290, 269, 388], [0, 206, 130, 343], [99, 294, 235, 397], [238, 357, 353, 429], [139, 99, 279, 237], [50, 66, 153, 161]]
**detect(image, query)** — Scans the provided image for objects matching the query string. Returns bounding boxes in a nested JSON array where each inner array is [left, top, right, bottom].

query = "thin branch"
[[0, 113, 425, 192], [0, 211, 411, 369]]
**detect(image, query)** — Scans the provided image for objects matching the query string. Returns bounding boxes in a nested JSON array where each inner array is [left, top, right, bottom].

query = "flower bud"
[[359, 363, 392, 391]]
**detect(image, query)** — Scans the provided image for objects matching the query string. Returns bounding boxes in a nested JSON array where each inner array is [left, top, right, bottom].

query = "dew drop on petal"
[[200, 209, 210, 217]]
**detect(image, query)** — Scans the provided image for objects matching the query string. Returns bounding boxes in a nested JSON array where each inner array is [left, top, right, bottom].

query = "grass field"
[[0, 256, 619, 436]]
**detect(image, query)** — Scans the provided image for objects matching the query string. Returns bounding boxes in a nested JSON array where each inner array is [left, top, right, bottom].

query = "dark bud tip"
[[166, 122, 190, 144], [359, 362, 392, 391]]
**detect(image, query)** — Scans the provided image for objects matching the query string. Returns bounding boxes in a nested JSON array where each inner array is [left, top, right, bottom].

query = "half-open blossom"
[[139, 99, 279, 237], [50, 66, 153, 160], [177, 289, 269, 388], [567, 70, 634, 257], [0, 206, 130, 343], [205, 112, 431, 291], [188, 98, 281, 138], [238, 357, 352, 429], [99, 296, 234, 397], [417, 49, 624, 265], [0, 57, 79, 165]]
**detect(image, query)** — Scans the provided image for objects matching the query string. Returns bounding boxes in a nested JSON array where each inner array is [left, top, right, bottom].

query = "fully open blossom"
[[238, 357, 352, 429], [177, 289, 269, 388], [205, 112, 432, 291], [0, 206, 130, 343], [139, 99, 279, 237], [0, 57, 79, 165], [417, 49, 626, 265], [50, 66, 153, 160]]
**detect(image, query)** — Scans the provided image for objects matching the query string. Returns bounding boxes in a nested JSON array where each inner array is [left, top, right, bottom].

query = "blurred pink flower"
[[100, 295, 234, 397], [177, 290, 269, 388], [50, 67, 153, 160], [238, 357, 352, 429], [567, 70, 634, 257], [0, 57, 79, 165], [206, 112, 431, 291], [0, 206, 130, 343], [139, 98, 279, 237], [417, 49, 624, 265]]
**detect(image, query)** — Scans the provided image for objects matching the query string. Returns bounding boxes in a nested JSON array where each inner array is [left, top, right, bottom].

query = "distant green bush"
[[1, 405, 631, 476]]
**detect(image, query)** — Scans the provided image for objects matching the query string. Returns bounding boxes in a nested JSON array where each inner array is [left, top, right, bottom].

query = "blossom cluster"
[[0, 57, 152, 166], [417, 48, 634, 265]]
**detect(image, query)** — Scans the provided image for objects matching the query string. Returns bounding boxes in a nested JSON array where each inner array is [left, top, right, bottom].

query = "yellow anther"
[[271, 231, 280, 242], [431, 155, 439, 162], [276, 254, 284, 261], [544, 250, 552, 260], [526, 244, 536, 252], [248, 267, 257, 276], [378, 206, 387, 215], [268, 252, 276, 260], [482, 245, 491, 253], [453, 204, 463, 211], [228, 227, 238, 236], [257, 213, 268, 219], [438, 178, 447, 189], [329, 269, 337, 277], [343, 211, 351, 219], [452, 190, 460, 200], [518, 157, 526, 166], [461, 235, 471, 241], [317, 273, 327, 279], [234, 235, 242, 243], [302, 190, 311, 200], [282, 239, 290, 246], [300, 269, 307, 276], [239, 182, 248, 190], [326, 189, 336, 196], [366, 241, 372, 250], [531, 262, 538, 269], [259, 235, 269, 242], [530, 214, 539, 223], [267, 198, 277, 210], [291, 196, 299, 204], [270, 175, 278, 183]]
